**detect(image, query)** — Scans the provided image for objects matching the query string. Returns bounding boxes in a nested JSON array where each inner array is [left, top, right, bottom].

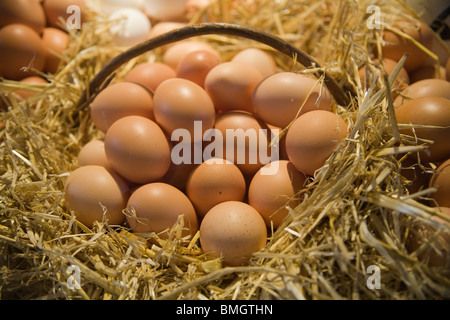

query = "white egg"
[[143, 0, 187, 21], [109, 8, 152, 47]]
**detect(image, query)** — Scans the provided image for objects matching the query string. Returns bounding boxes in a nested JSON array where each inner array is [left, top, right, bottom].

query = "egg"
[[409, 63, 447, 83], [14, 76, 48, 100], [147, 21, 186, 51], [358, 58, 410, 94], [252, 72, 333, 128], [394, 79, 450, 106], [285, 110, 348, 176], [186, 158, 246, 217], [248, 160, 307, 229], [143, 0, 188, 21], [152, 78, 215, 141], [162, 40, 219, 70], [90, 82, 154, 133], [406, 207, 450, 271], [176, 50, 221, 88], [0, 0, 46, 34], [42, 27, 69, 74], [380, 20, 433, 72], [395, 96, 450, 163], [446, 58, 450, 81], [231, 48, 277, 78], [43, 0, 87, 29], [429, 158, 450, 208], [205, 61, 264, 114], [109, 7, 152, 47], [64, 165, 130, 228], [126, 182, 198, 239], [0, 24, 46, 80], [77, 139, 113, 171], [199, 201, 267, 266], [104, 115, 171, 184], [94, 0, 145, 15], [213, 111, 273, 177], [124, 62, 176, 92]]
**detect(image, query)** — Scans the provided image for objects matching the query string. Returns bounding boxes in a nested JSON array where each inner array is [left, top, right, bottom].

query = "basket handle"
[[76, 22, 353, 110]]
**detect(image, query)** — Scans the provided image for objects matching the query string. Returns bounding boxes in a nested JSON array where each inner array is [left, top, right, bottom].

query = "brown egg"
[[0, 0, 46, 34], [126, 182, 198, 239], [409, 63, 447, 83], [380, 20, 433, 72], [205, 61, 264, 114], [153, 78, 215, 141], [400, 157, 433, 195], [394, 79, 450, 106], [231, 48, 277, 78], [446, 58, 450, 81], [199, 201, 267, 266], [14, 76, 48, 100], [285, 110, 348, 176], [163, 40, 219, 70], [186, 158, 246, 217], [43, 0, 87, 29], [248, 160, 307, 229], [64, 165, 130, 228], [147, 21, 187, 51], [90, 82, 154, 133], [252, 72, 333, 128], [124, 62, 176, 92], [77, 139, 112, 171], [42, 27, 69, 74], [395, 97, 450, 163], [213, 111, 273, 177], [104, 116, 171, 184], [406, 207, 450, 271], [176, 50, 221, 88], [358, 58, 409, 93], [0, 24, 46, 80], [429, 159, 450, 208]]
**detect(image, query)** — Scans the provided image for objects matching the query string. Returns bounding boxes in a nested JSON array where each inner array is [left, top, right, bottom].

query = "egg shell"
[[42, 27, 69, 74], [0, 0, 46, 34], [0, 24, 46, 80], [109, 7, 152, 47], [406, 207, 450, 270], [429, 159, 450, 208], [199, 201, 267, 266], [147, 21, 187, 51], [395, 96, 450, 163], [409, 63, 447, 83], [231, 48, 277, 78], [152, 78, 215, 141], [14, 76, 48, 100], [205, 61, 264, 114], [64, 165, 130, 228], [104, 115, 171, 184], [394, 79, 450, 106], [163, 40, 219, 70], [43, 0, 87, 29], [126, 182, 198, 239], [186, 158, 246, 217], [77, 139, 113, 171], [213, 111, 273, 177], [252, 72, 333, 128], [380, 20, 433, 72], [176, 50, 221, 88], [124, 62, 176, 92], [400, 156, 433, 194], [446, 58, 450, 81], [248, 160, 307, 229], [144, 0, 187, 21], [90, 82, 155, 133], [285, 110, 348, 176], [358, 58, 410, 94]]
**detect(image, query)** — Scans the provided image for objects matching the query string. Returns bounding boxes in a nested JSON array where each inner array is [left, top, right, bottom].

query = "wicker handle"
[[76, 22, 352, 110]]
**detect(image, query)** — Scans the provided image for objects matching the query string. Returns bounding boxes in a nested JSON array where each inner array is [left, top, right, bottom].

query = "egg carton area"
[[1, 0, 450, 300]]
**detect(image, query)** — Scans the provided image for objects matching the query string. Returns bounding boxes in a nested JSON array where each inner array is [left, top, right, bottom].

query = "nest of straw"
[[1, 0, 449, 300]]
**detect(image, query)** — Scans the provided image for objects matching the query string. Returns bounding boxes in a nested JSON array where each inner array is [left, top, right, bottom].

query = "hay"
[[1, 0, 450, 300]]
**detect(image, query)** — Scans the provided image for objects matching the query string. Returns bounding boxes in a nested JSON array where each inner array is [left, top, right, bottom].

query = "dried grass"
[[1, 0, 449, 300]]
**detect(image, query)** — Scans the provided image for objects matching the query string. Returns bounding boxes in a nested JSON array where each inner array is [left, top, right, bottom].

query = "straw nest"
[[1, 0, 450, 300]]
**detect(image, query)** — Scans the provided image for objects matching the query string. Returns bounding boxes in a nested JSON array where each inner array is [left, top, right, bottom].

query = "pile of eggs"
[[65, 35, 352, 265], [0, 0, 88, 85]]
